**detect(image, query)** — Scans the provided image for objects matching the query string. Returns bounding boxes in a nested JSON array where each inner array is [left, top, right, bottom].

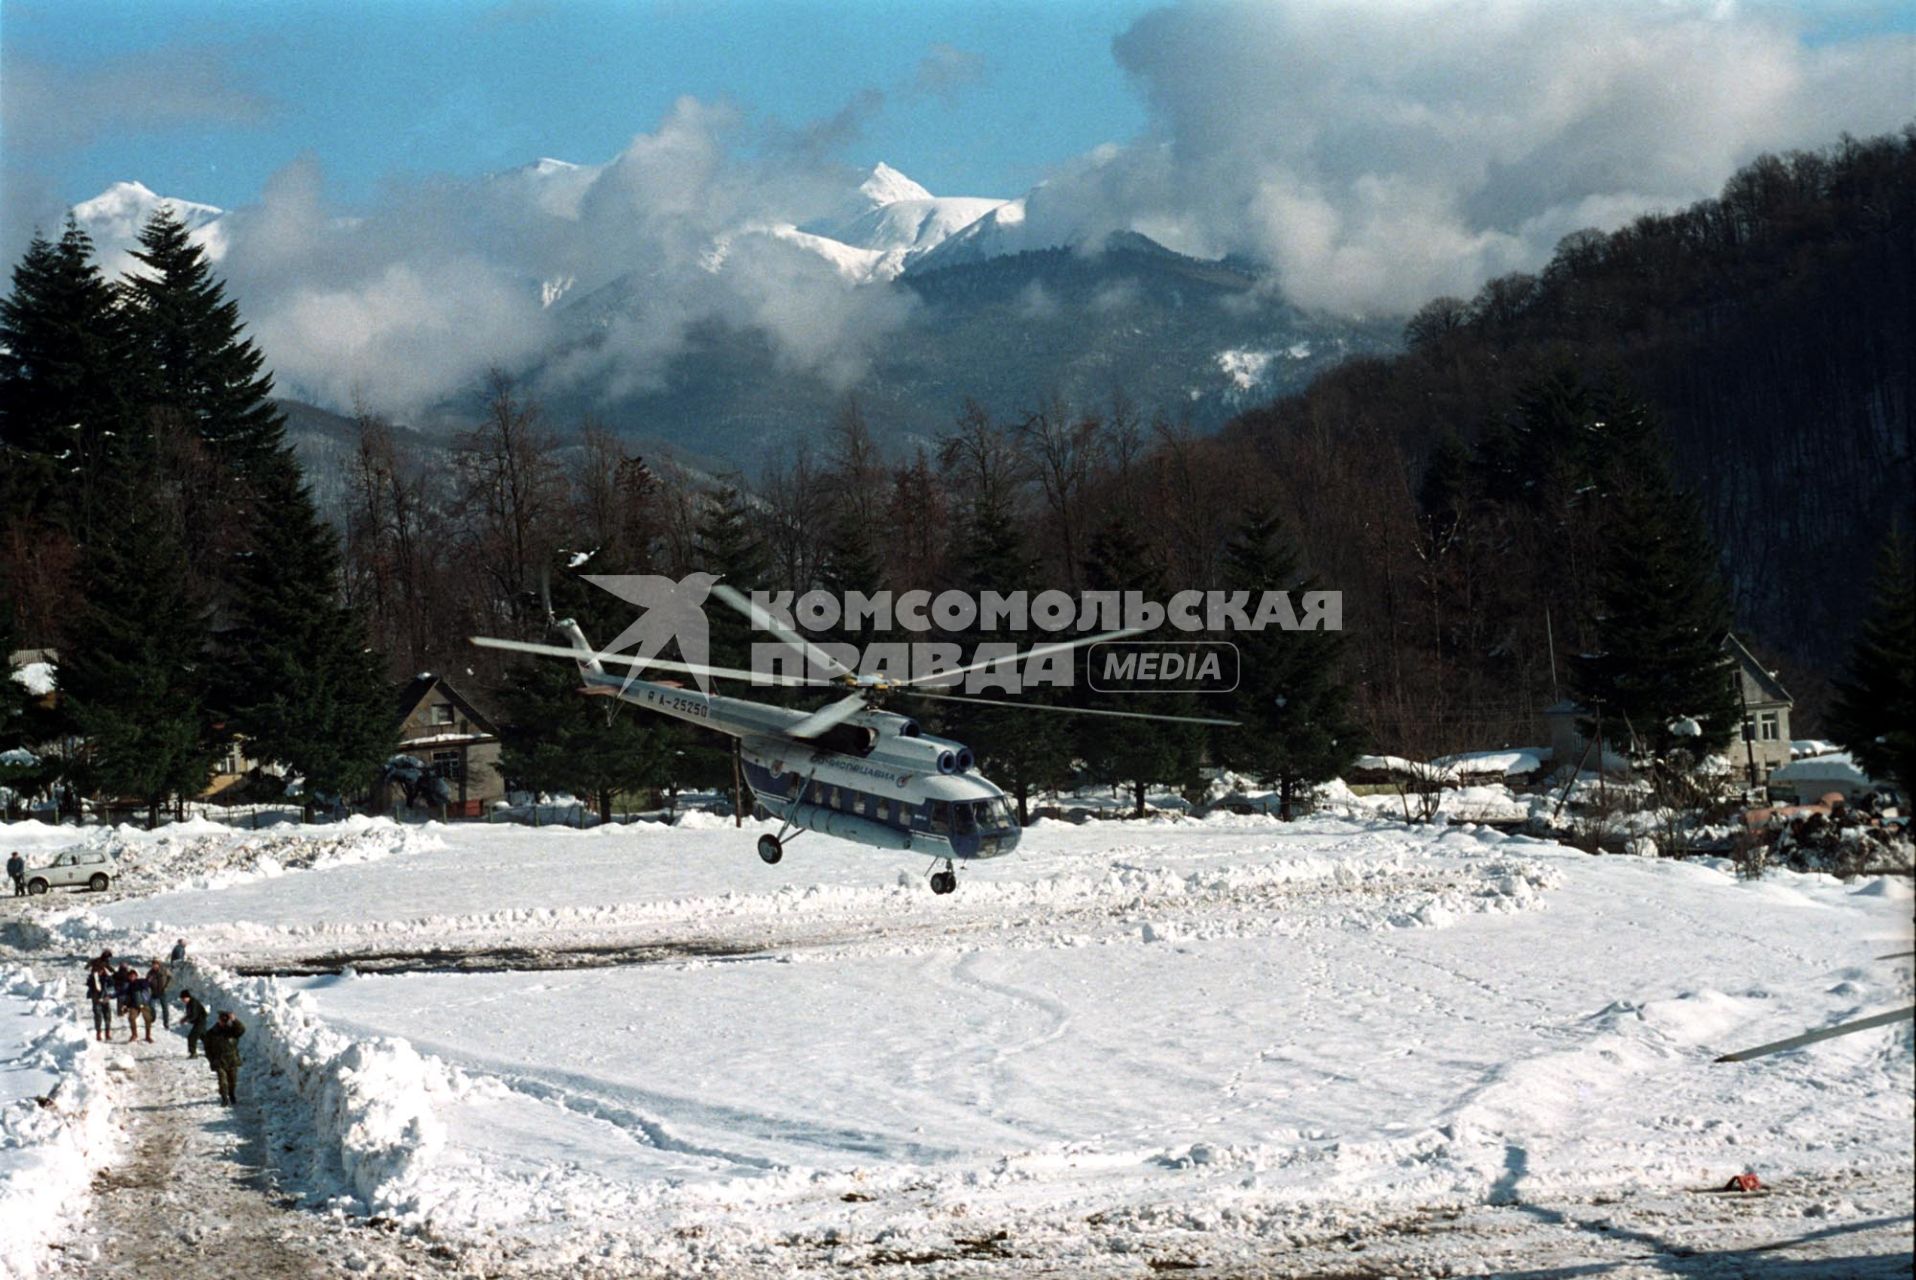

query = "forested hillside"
[[1224, 129, 1914, 732]]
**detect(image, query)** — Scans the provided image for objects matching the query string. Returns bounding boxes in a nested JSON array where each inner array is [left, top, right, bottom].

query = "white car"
[[25, 848, 115, 894]]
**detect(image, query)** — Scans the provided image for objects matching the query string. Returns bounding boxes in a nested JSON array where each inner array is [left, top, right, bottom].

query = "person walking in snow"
[[6, 851, 23, 895], [111, 963, 134, 1031], [169, 939, 187, 965], [85, 962, 115, 1041], [122, 970, 153, 1043], [203, 1010, 245, 1105], [178, 989, 210, 1058], [146, 960, 172, 1029]]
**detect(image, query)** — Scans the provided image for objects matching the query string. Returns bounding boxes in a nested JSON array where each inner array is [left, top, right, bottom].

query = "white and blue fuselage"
[[582, 670, 1021, 861]]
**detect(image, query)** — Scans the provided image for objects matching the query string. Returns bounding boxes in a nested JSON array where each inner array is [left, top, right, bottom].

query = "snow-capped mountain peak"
[[858, 162, 933, 208], [70, 181, 228, 274], [71, 181, 223, 232]]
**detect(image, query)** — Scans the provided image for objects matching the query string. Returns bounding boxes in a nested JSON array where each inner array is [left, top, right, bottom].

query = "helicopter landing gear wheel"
[[929, 860, 957, 895], [757, 834, 784, 865]]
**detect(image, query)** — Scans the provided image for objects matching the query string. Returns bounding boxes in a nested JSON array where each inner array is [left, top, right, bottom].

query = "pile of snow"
[[0, 816, 441, 902], [173, 959, 497, 1220], [0, 964, 116, 1280]]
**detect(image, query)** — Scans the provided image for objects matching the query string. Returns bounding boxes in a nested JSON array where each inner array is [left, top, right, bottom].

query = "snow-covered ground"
[[2, 814, 1911, 1275], [0, 964, 116, 1280]]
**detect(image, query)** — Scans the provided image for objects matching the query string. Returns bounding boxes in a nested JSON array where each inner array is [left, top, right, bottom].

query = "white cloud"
[[1057, 0, 1916, 313]]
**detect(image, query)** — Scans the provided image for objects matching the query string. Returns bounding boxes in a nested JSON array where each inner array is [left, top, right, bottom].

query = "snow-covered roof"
[[9, 660, 55, 696], [1430, 749, 1550, 777]]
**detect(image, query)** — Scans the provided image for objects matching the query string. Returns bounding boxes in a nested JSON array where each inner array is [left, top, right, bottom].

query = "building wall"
[[1735, 702, 1792, 777], [399, 681, 505, 815]]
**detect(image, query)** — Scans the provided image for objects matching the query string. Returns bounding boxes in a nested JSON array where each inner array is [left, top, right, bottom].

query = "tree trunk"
[[598, 789, 612, 825], [1132, 779, 1146, 819]]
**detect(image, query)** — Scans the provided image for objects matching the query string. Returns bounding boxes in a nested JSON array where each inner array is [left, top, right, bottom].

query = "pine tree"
[[926, 481, 1072, 824], [672, 483, 773, 793], [59, 471, 216, 827], [1827, 533, 1915, 800], [1076, 516, 1204, 817], [494, 562, 679, 822], [495, 654, 671, 824], [220, 457, 395, 814], [1570, 390, 1740, 761], [122, 210, 287, 483], [116, 210, 394, 813], [0, 219, 134, 542], [1214, 506, 1361, 817]]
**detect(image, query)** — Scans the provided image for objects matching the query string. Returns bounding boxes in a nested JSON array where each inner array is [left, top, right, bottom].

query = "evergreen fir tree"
[[59, 471, 216, 827], [122, 210, 287, 483], [495, 653, 671, 823], [1214, 506, 1362, 817], [220, 457, 395, 814], [1570, 391, 1740, 761], [1827, 533, 1915, 800], [1076, 516, 1204, 816], [925, 483, 1071, 824], [679, 483, 773, 792], [494, 563, 679, 821], [0, 219, 134, 540]]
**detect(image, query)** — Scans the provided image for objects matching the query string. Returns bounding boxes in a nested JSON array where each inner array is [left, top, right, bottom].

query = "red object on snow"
[[1723, 1173, 1762, 1192]]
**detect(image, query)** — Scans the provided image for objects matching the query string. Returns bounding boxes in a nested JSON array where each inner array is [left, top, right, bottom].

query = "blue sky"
[[3, 0, 1909, 216], [4, 1, 1908, 413], [3, 0, 1164, 210]]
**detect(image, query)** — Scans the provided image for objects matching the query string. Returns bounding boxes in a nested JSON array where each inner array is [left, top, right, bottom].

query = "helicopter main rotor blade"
[[708, 584, 857, 680], [1713, 1005, 1914, 1063], [908, 690, 1239, 727], [785, 691, 872, 739], [891, 626, 1152, 689], [469, 636, 827, 687]]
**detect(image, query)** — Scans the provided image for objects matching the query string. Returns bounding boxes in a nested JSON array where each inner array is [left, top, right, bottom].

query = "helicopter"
[[473, 583, 1234, 894]]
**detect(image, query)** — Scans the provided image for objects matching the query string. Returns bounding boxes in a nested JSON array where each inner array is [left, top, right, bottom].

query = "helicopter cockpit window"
[[954, 803, 979, 835], [929, 802, 951, 834]]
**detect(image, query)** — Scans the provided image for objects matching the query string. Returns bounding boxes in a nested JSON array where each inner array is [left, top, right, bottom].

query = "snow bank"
[[0, 965, 116, 1280], [172, 960, 492, 1220], [1, 817, 441, 901]]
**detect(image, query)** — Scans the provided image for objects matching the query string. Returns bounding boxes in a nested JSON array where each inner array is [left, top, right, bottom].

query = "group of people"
[[83, 940, 247, 1105]]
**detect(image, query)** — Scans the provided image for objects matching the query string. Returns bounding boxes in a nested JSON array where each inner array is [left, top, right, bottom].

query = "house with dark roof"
[[1543, 633, 1793, 784], [388, 674, 505, 817]]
